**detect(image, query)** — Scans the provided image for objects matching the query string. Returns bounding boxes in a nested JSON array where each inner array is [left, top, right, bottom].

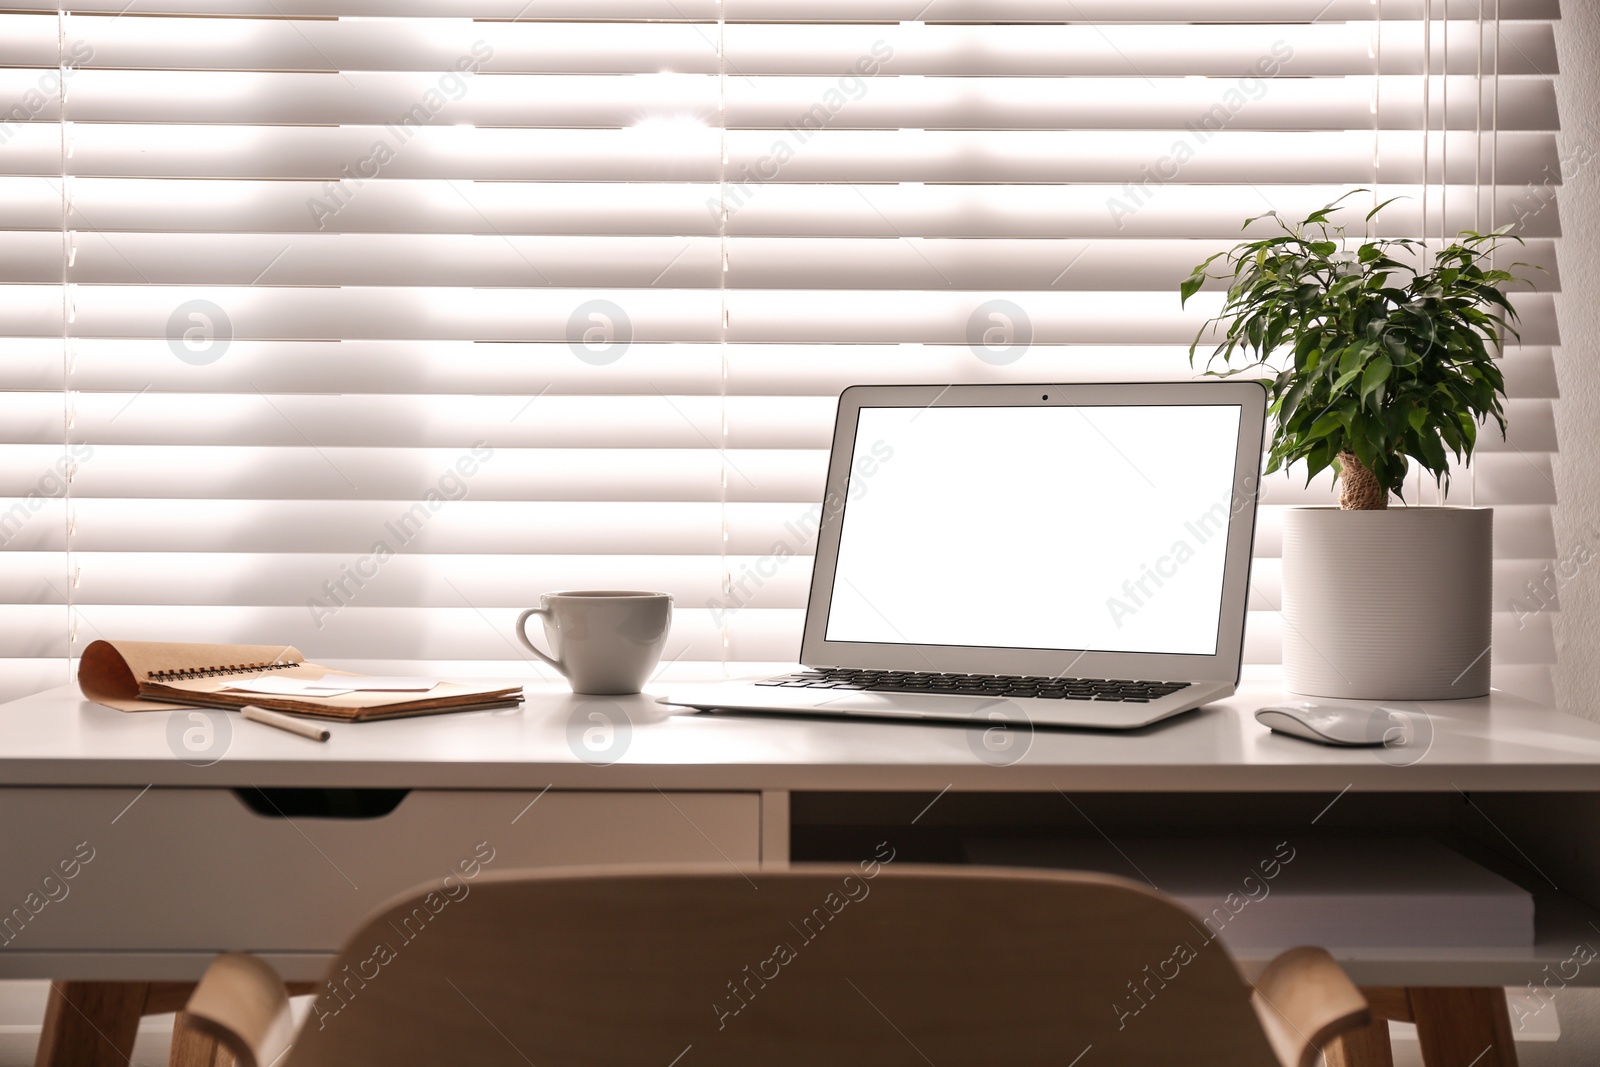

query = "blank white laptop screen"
[[825, 404, 1245, 657]]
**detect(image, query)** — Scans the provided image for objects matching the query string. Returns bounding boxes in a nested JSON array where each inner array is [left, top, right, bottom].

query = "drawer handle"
[[234, 788, 410, 819]]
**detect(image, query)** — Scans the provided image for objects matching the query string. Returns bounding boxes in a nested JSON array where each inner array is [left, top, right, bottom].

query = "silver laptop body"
[[662, 381, 1267, 730]]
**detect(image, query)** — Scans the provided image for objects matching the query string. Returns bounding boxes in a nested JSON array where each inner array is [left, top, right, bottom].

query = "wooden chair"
[[180, 864, 1369, 1067]]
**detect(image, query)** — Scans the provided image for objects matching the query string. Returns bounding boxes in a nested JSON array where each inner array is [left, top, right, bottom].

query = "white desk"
[[2, 670, 1598, 990]]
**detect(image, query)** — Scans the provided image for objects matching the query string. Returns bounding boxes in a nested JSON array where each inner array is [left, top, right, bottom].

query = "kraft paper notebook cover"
[[79, 639, 523, 722]]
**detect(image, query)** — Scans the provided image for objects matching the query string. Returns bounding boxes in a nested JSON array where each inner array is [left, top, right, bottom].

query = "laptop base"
[[659, 680, 1233, 730]]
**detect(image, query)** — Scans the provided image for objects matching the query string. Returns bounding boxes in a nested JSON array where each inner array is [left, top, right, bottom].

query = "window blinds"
[[0, 0, 1564, 704]]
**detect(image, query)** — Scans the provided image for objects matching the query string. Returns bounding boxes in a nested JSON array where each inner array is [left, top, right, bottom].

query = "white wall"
[[1552, 3, 1600, 720]]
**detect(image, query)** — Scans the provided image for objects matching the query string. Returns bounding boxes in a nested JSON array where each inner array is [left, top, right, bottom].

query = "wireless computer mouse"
[[1255, 702, 1395, 746]]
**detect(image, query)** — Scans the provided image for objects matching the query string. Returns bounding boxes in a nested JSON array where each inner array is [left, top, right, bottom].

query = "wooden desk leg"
[[33, 980, 149, 1067], [1409, 987, 1520, 1067]]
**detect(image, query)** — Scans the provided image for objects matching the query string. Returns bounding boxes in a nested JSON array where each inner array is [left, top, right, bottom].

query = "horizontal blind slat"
[[3, 287, 1555, 345], [0, 128, 1558, 184], [0, 0, 1561, 16], [0, 392, 1559, 453], [0, 180, 1563, 240], [0, 233, 1561, 290], [723, 0, 1559, 22], [0, 18, 1557, 77], [23, 500, 725, 553], [39, 448, 734, 501], [22, 72, 1556, 131], [0, 341, 1561, 401], [1, 447, 1554, 506]]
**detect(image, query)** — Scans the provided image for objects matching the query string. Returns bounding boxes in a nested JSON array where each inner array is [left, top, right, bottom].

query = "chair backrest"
[[287, 864, 1281, 1067]]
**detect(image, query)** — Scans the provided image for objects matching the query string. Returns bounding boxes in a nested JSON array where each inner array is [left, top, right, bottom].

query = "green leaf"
[[1331, 365, 1363, 394], [1308, 410, 1345, 440], [1365, 195, 1406, 221], [1360, 354, 1392, 401], [1305, 446, 1334, 484]]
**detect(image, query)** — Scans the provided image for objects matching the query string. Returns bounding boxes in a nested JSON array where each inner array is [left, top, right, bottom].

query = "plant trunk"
[[1338, 451, 1389, 510]]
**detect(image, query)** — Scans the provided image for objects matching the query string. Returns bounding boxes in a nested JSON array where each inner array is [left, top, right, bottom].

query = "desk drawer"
[[0, 788, 759, 952]]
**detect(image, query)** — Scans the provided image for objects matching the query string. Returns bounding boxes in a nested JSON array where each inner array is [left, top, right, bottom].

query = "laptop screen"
[[824, 404, 1245, 657]]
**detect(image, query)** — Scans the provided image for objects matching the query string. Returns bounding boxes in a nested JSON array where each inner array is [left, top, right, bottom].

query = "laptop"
[[662, 381, 1267, 729]]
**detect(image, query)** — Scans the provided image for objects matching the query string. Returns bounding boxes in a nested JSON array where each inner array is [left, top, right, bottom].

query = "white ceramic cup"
[[515, 590, 673, 695]]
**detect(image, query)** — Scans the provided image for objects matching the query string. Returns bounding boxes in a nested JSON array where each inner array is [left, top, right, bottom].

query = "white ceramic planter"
[[1281, 506, 1493, 699]]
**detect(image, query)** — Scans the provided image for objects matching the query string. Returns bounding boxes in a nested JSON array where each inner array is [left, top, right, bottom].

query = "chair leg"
[[170, 1011, 236, 1067], [33, 980, 149, 1067], [167, 980, 310, 1067], [1409, 987, 1520, 1067]]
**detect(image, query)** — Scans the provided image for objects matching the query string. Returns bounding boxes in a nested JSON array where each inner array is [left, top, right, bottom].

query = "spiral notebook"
[[79, 639, 523, 722]]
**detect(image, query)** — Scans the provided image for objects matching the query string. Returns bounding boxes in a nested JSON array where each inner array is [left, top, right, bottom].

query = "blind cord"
[[57, 7, 74, 686], [718, 0, 730, 678]]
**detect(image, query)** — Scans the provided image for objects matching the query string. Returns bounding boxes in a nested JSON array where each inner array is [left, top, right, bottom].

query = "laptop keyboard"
[[756, 669, 1190, 703]]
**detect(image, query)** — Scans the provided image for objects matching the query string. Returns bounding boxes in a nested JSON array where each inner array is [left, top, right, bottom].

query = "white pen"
[[240, 704, 331, 742]]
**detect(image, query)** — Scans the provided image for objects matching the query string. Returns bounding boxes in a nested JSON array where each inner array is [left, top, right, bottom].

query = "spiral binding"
[[148, 661, 299, 683]]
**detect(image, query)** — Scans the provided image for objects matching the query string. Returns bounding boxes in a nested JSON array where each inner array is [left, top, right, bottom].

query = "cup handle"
[[515, 607, 566, 677]]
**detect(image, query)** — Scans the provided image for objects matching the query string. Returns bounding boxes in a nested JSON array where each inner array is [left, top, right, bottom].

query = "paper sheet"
[[311, 677, 439, 692], [221, 676, 438, 696], [221, 677, 356, 696]]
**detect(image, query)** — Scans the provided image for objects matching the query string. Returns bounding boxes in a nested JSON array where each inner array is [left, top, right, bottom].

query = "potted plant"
[[1181, 192, 1531, 699]]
